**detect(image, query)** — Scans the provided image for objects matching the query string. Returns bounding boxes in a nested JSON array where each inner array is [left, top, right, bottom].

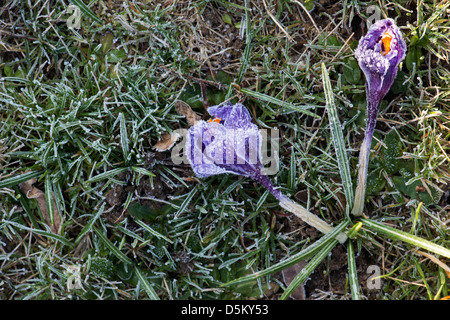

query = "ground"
[[0, 0, 449, 300]]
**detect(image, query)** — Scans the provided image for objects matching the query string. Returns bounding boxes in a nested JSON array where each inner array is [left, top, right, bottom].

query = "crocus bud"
[[352, 18, 406, 216]]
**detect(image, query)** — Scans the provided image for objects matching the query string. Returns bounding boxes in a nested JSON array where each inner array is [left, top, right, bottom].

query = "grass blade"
[[361, 218, 450, 259], [68, 0, 102, 24], [0, 170, 43, 188], [236, 0, 251, 85], [222, 219, 350, 287], [174, 185, 198, 218], [134, 267, 160, 300], [321, 63, 353, 213], [347, 240, 361, 300], [119, 112, 129, 162], [74, 203, 105, 245], [93, 226, 132, 264], [2, 220, 72, 247], [280, 238, 338, 300], [240, 87, 319, 118], [87, 167, 129, 184], [44, 177, 55, 227], [134, 219, 173, 244]]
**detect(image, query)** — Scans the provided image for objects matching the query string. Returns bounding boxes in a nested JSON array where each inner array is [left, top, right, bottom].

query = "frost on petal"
[[185, 103, 266, 179], [355, 18, 406, 104], [208, 102, 254, 129]]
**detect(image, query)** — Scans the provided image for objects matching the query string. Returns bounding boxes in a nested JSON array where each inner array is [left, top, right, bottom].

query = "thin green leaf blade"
[[222, 219, 350, 287], [134, 219, 173, 244], [347, 240, 361, 300], [134, 267, 160, 300], [44, 177, 55, 227], [0, 170, 43, 188], [68, 0, 102, 24], [240, 87, 319, 118], [119, 113, 129, 162], [93, 226, 132, 264], [280, 239, 338, 300], [2, 220, 72, 247], [87, 167, 128, 184], [74, 203, 105, 245], [236, 0, 251, 85], [322, 63, 353, 212], [361, 218, 450, 259]]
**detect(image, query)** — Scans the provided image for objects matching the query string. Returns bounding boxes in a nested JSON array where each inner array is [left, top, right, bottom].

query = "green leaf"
[[178, 85, 203, 109], [128, 203, 159, 221], [90, 256, 114, 278], [304, 0, 316, 11], [118, 113, 129, 161], [74, 203, 105, 245], [0, 170, 43, 188], [222, 14, 232, 25], [240, 87, 319, 118], [116, 261, 134, 281], [44, 177, 55, 227], [381, 130, 402, 175], [2, 220, 72, 247], [347, 240, 361, 300], [134, 267, 160, 300], [134, 219, 173, 244], [390, 71, 409, 94], [343, 57, 361, 85], [236, 0, 252, 86], [366, 170, 386, 195], [221, 219, 350, 287], [318, 34, 342, 47], [87, 167, 129, 183], [406, 46, 423, 71], [107, 49, 127, 63], [174, 186, 198, 218], [361, 218, 450, 259], [392, 176, 442, 205], [322, 63, 353, 212], [101, 33, 114, 55], [93, 226, 132, 264]]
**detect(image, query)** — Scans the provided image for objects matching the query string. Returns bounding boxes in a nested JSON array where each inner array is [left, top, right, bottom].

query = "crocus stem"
[[351, 99, 379, 217], [254, 174, 348, 243], [279, 198, 348, 244]]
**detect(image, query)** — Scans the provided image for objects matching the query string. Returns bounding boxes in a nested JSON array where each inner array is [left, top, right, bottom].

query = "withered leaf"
[[175, 100, 201, 126], [19, 178, 61, 234], [281, 260, 307, 300], [153, 131, 181, 152]]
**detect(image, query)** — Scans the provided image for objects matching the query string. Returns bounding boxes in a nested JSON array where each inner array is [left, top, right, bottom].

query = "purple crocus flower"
[[186, 102, 347, 243], [352, 18, 406, 216]]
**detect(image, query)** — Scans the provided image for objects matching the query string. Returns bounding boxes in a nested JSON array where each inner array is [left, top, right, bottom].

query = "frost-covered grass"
[[0, 0, 449, 300]]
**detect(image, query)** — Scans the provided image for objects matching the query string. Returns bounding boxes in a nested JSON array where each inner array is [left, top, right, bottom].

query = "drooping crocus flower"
[[186, 102, 347, 243], [352, 18, 406, 216]]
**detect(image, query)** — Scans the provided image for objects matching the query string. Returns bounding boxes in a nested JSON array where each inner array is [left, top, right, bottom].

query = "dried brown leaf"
[[153, 131, 181, 152], [281, 260, 307, 300], [175, 100, 201, 126], [19, 178, 61, 234]]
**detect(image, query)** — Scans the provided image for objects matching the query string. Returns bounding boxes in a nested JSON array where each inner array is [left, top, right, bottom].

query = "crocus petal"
[[355, 18, 406, 103], [185, 103, 265, 180], [351, 18, 406, 217], [207, 102, 254, 129]]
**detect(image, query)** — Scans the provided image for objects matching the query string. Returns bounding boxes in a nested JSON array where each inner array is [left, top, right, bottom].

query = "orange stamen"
[[380, 33, 392, 56], [208, 117, 221, 123]]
